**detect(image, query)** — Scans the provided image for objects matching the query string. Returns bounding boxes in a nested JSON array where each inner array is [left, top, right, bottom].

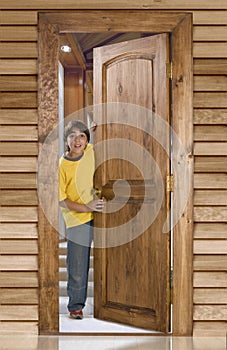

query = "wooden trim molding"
[[38, 10, 193, 335]]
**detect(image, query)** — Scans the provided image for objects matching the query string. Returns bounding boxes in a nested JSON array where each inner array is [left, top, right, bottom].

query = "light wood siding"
[[0, 1, 226, 336]]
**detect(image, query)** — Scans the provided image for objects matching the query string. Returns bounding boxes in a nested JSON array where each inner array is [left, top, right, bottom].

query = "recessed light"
[[61, 45, 72, 53]]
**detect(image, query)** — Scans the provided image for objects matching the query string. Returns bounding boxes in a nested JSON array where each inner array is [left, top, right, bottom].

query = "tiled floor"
[[0, 335, 226, 350]]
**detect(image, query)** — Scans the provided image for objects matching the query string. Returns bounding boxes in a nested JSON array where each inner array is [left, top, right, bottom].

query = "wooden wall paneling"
[[0, 305, 38, 321], [194, 223, 227, 239], [0, 288, 38, 304], [194, 143, 227, 156], [0, 10, 38, 24], [194, 92, 227, 108], [194, 174, 227, 189], [0, 59, 37, 75], [194, 272, 227, 287], [194, 43, 227, 58], [0, 207, 38, 222], [0, 109, 38, 124], [0, 174, 37, 189], [194, 255, 227, 270], [194, 206, 227, 221], [64, 67, 84, 116], [194, 125, 227, 141], [0, 26, 37, 41], [193, 59, 227, 75], [194, 305, 227, 321], [194, 157, 227, 172], [0, 272, 38, 287], [193, 26, 227, 41], [194, 76, 227, 91], [0, 322, 38, 335], [194, 240, 227, 254], [193, 321, 227, 337], [0, 75, 37, 91], [0, 92, 37, 108], [0, 126, 38, 141], [0, 142, 38, 156], [0, 256, 38, 270], [1, 0, 227, 9], [0, 240, 38, 254], [0, 43, 38, 58], [192, 10, 227, 24], [194, 190, 227, 205], [0, 157, 37, 172], [194, 288, 227, 304], [0, 190, 38, 205], [0, 223, 38, 239], [194, 109, 227, 124]]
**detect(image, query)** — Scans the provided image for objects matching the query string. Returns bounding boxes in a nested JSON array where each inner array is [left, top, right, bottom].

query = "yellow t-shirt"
[[59, 143, 94, 228]]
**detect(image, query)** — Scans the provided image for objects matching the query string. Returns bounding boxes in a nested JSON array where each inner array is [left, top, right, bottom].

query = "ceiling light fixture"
[[61, 45, 72, 53]]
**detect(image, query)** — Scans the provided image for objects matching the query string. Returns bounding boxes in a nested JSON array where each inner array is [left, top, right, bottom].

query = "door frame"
[[38, 10, 193, 336]]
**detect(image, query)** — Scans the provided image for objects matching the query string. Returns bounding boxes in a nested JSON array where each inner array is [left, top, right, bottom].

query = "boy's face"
[[66, 128, 88, 156]]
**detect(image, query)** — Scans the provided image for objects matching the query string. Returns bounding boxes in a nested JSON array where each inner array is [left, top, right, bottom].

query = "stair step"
[[59, 255, 94, 268], [59, 267, 94, 282], [59, 281, 94, 297]]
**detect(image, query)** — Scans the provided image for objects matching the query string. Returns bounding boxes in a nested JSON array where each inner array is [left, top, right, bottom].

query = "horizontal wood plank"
[[194, 59, 227, 75], [194, 174, 227, 189], [0, 322, 38, 335], [0, 59, 37, 75], [0, 43, 37, 58], [194, 43, 227, 58], [194, 223, 227, 239], [194, 272, 227, 287], [194, 125, 227, 141], [0, 10, 38, 24], [194, 206, 227, 222], [194, 92, 227, 108], [194, 157, 227, 172], [0, 126, 38, 141], [0, 142, 38, 156], [0, 223, 38, 238], [0, 92, 37, 108], [193, 305, 227, 321], [192, 10, 227, 25], [194, 240, 227, 254], [0, 272, 38, 287], [0, 305, 38, 321], [0, 0, 226, 9], [0, 174, 37, 189], [0, 288, 38, 304], [0, 239, 38, 254], [193, 255, 227, 269], [194, 76, 227, 92], [0, 207, 38, 222], [194, 142, 227, 156], [0, 157, 37, 172], [193, 26, 227, 41], [194, 288, 227, 304], [194, 109, 227, 124], [0, 190, 38, 205], [0, 255, 38, 270], [0, 26, 37, 41], [193, 321, 227, 337], [194, 190, 227, 205], [0, 109, 37, 124], [0, 75, 37, 91]]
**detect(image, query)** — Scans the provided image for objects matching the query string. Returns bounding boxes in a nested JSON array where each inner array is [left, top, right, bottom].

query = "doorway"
[[38, 10, 193, 336]]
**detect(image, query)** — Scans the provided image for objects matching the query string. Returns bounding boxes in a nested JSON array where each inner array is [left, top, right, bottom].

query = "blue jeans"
[[66, 220, 93, 312]]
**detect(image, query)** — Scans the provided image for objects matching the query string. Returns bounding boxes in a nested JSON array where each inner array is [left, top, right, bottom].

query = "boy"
[[59, 120, 103, 319]]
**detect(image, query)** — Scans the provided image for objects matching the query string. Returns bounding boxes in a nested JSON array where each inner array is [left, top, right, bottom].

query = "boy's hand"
[[87, 199, 104, 212]]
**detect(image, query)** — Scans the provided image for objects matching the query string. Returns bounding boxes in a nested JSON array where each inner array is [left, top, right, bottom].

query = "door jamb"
[[38, 10, 193, 336]]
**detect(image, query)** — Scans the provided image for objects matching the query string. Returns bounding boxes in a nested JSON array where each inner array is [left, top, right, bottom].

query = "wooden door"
[[93, 34, 171, 332]]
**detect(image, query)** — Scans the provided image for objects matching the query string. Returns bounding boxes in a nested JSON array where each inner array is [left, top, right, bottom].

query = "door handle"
[[94, 188, 102, 198]]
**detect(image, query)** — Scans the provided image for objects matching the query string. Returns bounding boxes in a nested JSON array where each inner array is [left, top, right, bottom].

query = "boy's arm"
[[59, 198, 104, 212]]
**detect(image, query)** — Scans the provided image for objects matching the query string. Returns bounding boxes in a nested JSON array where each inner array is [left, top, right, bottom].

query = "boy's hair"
[[64, 120, 90, 143]]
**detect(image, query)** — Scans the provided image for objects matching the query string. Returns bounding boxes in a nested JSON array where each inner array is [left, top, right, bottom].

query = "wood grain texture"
[[0, 59, 37, 75], [194, 223, 227, 239], [194, 59, 227, 75], [0, 10, 38, 24], [0, 223, 38, 238], [0, 272, 38, 287], [194, 92, 227, 108], [0, 322, 38, 335], [194, 109, 227, 124], [0, 43, 37, 58], [194, 207, 227, 222], [0, 75, 37, 91], [0, 26, 37, 41], [0, 305, 38, 321], [194, 43, 227, 58], [194, 305, 227, 321], [194, 174, 227, 189], [0, 240, 38, 254], [0, 109, 37, 124], [0, 92, 37, 108], [193, 26, 227, 41], [194, 126, 227, 141], [193, 255, 227, 269], [0, 126, 38, 141], [0, 174, 37, 189], [0, 142, 38, 156], [194, 240, 227, 254], [193, 321, 227, 336], [194, 157, 227, 172], [194, 142, 227, 156], [0, 0, 226, 9], [194, 272, 227, 287], [0, 256, 38, 270], [0, 207, 38, 222], [0, 157, 37, 172], [194, 288, 227, 304], [0, 288, 38, 304], [194, 76, 227, 92], [194, 190, 227, 205]]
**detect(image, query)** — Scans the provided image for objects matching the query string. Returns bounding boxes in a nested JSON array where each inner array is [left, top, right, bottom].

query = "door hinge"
[[166, 61, 173, 80], [166, 174, 174, 192]]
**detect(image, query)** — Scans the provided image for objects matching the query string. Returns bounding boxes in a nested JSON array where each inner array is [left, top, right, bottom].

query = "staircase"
[[59, 241, 94, 315]]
